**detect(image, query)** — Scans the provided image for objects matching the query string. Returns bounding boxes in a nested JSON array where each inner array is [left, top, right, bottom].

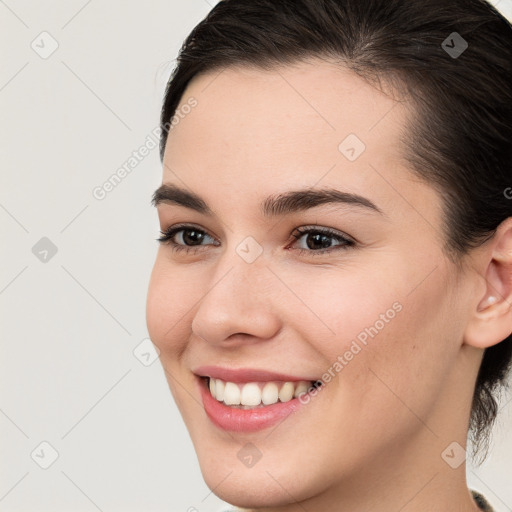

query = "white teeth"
[[207, 378, 314, 407], [241, 383, 262, 406], [261, 382, 279, 405], [223, 382, 241, 405], [215, 379, 225, 402]]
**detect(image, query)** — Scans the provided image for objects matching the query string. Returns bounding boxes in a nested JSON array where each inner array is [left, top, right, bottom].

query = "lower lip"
[[197, 377, 305, 432]]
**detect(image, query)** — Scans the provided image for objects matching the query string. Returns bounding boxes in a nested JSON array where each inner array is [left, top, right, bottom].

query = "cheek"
[[146, 258, 202, 417], [284, 264, 406, 359], [294, 258, 458, 426], [302, 249, 455, 364], [146, 257, 194, 360]]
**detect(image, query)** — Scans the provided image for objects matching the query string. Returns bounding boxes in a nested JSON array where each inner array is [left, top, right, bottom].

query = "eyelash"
[[156, 223, 356, 256]]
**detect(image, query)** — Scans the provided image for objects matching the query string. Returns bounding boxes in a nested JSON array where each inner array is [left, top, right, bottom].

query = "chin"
[[200, 467, 304, 509], [193, 441, 325, 509]]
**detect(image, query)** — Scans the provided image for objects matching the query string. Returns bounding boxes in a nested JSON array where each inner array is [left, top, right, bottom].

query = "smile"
[[194, 366, 323, 432]]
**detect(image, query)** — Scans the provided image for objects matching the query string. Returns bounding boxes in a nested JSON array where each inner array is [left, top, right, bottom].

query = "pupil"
[[307, 233, 331, 250], [184, 230, 203, 245]]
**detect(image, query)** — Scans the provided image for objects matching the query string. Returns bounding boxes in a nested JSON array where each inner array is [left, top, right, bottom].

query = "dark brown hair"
[[159, 0, 512, 462]]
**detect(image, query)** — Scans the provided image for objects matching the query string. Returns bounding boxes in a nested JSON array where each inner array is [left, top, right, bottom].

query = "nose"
[[191, 252, 282, 347]]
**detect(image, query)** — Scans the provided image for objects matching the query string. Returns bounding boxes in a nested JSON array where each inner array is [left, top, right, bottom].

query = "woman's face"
[[146, 60, 480, 508]]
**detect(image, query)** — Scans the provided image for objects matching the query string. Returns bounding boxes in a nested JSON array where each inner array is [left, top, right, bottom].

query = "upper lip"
[[193, 365, 318, 383]]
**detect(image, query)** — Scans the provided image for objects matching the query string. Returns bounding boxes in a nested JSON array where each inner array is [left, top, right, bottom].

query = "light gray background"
[[1, 1, 511, 511]]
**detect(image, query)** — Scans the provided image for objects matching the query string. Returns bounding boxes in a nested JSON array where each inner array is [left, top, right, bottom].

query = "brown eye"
[[157, 225, 219, 251], [291, 227, 356, 255]]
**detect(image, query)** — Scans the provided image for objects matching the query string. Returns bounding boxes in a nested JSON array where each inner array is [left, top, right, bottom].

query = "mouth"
[[193, 366, 324, 432]]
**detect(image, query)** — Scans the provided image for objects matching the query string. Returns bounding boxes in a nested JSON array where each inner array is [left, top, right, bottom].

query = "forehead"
[[164, 59, 409, 178], [163, 61, 442, 219]]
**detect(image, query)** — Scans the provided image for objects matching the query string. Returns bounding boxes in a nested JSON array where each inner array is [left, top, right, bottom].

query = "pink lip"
[[196, 376, 305, 432], [193, 365, 318, 383]]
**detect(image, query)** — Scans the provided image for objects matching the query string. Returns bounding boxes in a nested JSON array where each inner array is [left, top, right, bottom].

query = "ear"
[[464, 217, 512, 349]]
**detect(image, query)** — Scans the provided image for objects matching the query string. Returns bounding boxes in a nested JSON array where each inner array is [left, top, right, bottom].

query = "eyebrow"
[[151, 183, 383, 217]]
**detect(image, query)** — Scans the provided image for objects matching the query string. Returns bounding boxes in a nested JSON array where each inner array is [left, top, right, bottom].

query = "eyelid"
[[291, 225, 356, 243]]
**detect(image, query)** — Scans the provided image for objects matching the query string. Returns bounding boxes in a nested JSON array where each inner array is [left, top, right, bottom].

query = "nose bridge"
[[208, 234, 271, 303], [191, 242, 281, 345]]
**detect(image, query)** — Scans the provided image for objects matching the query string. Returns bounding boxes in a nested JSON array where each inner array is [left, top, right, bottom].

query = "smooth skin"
[[146, 58, 512, 511]]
